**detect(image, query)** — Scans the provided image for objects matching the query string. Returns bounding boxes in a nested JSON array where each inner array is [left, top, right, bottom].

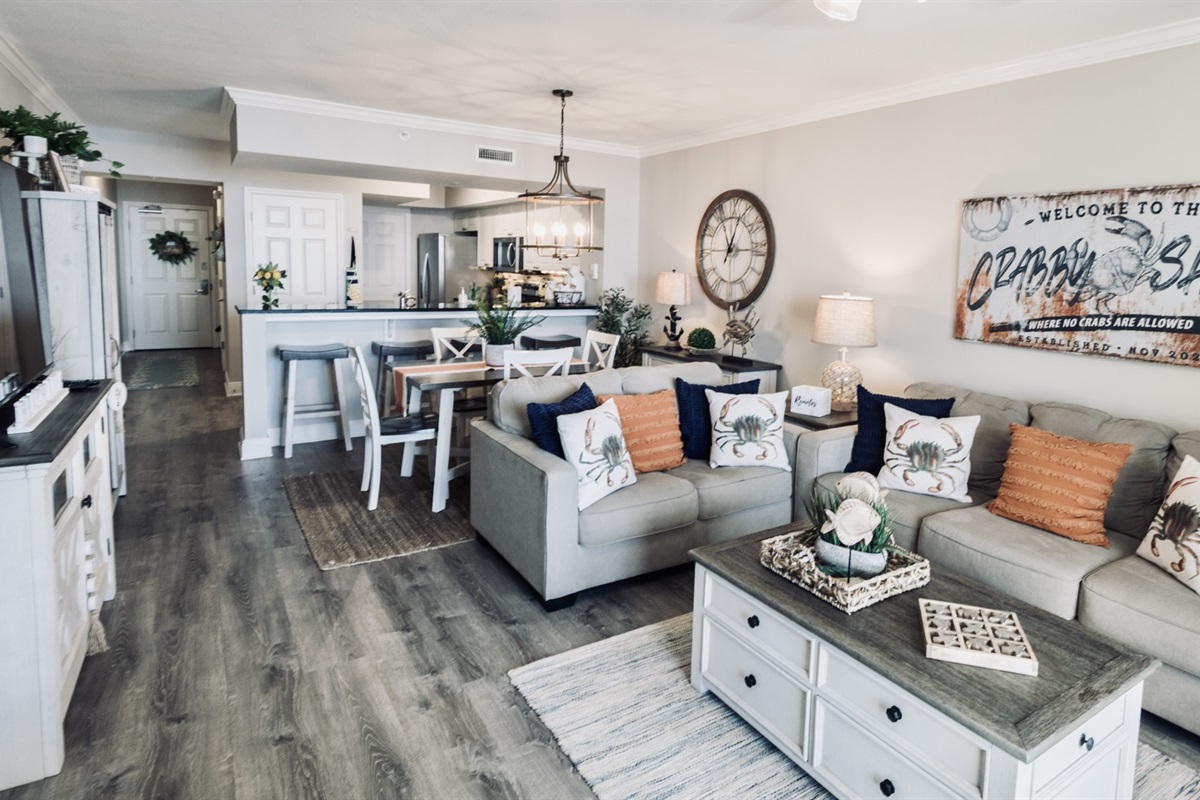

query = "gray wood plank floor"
[[2, 349, 1197, 799]]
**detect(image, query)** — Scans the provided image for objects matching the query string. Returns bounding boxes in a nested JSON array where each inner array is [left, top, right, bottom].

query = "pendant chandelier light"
[[520, 89, 603, 260]]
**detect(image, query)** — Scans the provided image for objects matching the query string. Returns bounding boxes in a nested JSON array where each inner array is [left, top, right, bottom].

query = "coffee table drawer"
[[703, 573, 815, 681], [820, 647, 987, 796], [1031, 694, 1128, 792], [700, 617, 810, 759], [813, 699, 957, 800]]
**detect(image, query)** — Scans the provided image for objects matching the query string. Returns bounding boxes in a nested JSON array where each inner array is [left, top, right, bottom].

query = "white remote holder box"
[[790, 384, 832, 417]]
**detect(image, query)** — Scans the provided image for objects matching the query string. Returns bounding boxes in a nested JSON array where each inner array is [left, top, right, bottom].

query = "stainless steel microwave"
[[493, 236, 524, 272]]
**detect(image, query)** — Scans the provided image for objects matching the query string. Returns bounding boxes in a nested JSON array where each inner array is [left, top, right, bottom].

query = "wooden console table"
[[690, 529, 1157, 800], [640, 345, 781, 392]]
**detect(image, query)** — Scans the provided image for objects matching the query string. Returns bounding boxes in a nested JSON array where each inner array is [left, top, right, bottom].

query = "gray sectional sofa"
[[794, 382, 1200, 736], [470, 361, 798, 607]]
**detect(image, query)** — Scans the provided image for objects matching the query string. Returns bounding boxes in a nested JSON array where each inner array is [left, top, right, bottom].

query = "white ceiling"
[[2, 0, 1200, 156]]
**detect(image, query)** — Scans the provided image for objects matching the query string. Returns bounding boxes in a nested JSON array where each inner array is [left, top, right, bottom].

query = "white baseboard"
[[225, 380, 243, 397]]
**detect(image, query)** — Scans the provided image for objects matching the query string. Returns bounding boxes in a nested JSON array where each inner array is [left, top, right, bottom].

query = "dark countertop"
[[1, 381, 112, 467], [237, 305, 598, 315], [640, 344, 781, 372]]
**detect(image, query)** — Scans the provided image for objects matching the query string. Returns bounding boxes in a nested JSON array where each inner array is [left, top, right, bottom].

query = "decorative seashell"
[[836, 471, 889, 504], [820, 498, 881, 547]]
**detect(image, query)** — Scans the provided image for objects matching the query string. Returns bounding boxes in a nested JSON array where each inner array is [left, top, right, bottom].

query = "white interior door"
[[127, 205, 213, 350], [362, 206, 411, 305], [248, 189, 342, 308]]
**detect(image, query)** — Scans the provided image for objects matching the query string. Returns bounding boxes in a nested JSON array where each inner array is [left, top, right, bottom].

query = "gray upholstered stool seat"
[[521, 332, 582, 350], [373, 340, 435, 411], [277, 342, 353, 458]]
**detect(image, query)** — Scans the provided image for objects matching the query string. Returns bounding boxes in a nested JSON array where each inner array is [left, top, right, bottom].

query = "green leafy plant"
[[148, 231, 198, 265], [0, 106, 124, 176], [465, 296, 545, 345], [594, 287, 652, 368], [686, 327, 717, 350], [253, 262, 287, 310]]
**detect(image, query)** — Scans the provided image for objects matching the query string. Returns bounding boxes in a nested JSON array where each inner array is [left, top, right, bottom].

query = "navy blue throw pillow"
[[845, 385, 955, 474], [527, 383, 597, 459], [675, 377, 761, 460]]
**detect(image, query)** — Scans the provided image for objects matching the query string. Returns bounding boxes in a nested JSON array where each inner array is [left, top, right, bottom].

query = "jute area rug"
[[125, 352, 200, 390], [283, 464, 474, 570], [509, 614, 1200, 800]]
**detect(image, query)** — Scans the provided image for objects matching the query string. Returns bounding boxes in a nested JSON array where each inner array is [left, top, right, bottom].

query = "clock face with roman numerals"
[[695, 189, 775, 311]]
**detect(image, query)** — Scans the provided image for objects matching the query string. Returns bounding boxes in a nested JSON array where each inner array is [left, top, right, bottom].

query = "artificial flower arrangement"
[[253, 262, 287, 310], [811, 471, 895, 578]]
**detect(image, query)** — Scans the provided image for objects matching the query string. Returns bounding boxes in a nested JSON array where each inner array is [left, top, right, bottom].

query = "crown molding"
[[0, 32, 80, 120], [223, 87, 640, 159], [639, 17, 1200, 157]]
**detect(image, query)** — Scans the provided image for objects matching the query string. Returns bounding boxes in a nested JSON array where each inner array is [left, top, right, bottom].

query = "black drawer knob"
[[744, 674, 757, 688], [82, 495, 93, 509], [880, 778, 896, 797], [747, 615, 760, 628], [1080, 733, 1095, 751], [886, 705, 903, 723]]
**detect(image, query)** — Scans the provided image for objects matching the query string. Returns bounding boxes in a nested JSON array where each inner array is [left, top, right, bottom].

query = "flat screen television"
[[0, 159, 52, 441]]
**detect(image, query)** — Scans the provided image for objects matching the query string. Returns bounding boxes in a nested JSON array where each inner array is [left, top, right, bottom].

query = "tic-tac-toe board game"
[[919, 598, 1039, 677]]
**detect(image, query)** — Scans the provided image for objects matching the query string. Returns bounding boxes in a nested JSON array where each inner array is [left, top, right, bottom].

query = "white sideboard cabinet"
[[0, 384, 117, 790]]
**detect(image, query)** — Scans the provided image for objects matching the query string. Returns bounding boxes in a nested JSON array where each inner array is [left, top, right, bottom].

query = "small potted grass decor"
[[811, 472, 894, 579], [465, 296, 546, 366]]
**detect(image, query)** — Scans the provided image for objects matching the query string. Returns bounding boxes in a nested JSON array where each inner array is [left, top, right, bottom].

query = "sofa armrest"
[[793, 425, 857, 523], [469, 419, 582, 601]]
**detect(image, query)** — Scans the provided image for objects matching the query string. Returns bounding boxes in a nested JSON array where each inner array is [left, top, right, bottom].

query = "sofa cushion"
[[906, 383, 1032, 496], [578, 471, 698, 547], [1079, 554, 1200, 677], [492, 369, 624, 438], [987, 424, 1133, 547], [816, 472, 991, 552], [527, 383, 597, 458], [1168, 430, 1200, 478], [846, 385, 954, 475], [919, 505, 1137, 619], [1031, 402, 1175, 540], [676, 377, 760, 460], [596, 389, 686, 473], [557, 399, 637, 510], [705, 389, 790, 470], [1136, 454, 1200, 595], [877, 403, 979, 503], [621, 361, 724, 395], [669, 459, 793, 521]]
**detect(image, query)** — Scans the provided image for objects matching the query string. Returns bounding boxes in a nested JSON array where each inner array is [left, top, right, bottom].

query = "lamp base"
[[821, 359, 862, 412]]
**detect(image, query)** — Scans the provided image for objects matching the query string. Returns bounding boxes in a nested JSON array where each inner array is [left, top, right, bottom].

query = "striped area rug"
[[510, 614, 1200, 800]]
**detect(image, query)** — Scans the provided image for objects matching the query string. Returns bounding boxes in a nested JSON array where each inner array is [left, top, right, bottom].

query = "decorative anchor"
[[663, 305, 685, 350]]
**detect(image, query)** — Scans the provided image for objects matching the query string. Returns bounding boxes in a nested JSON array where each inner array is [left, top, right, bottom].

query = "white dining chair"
[[583, 330, 621, 371], [347, 345, 437, 511], [502, 347, 574, 379], [430, 327, 483, 361]]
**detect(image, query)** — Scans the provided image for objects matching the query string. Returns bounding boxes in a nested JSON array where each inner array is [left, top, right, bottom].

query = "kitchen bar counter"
[[238, 305, 597, 460]]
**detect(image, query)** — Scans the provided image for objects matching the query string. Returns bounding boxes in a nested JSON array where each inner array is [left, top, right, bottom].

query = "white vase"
[[814, 537, 888, 579], [485, 343, 512, 367], [22, 135, 47, 156]]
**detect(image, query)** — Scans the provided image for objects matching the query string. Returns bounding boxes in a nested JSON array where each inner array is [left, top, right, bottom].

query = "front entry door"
[[128, 205, 213, 349]]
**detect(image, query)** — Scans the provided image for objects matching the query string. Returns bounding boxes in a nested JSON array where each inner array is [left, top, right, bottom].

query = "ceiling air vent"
[[476, 146, 515, 165]]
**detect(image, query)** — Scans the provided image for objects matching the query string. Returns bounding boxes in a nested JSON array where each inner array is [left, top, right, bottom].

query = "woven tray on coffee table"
[[759, 528, 930, 614]]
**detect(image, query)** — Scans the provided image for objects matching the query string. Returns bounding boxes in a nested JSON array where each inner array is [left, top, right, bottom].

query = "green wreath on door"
[[148, 231, 198, 265]]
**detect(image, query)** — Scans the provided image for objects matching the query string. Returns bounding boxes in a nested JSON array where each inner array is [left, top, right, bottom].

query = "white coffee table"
[[690, 528, 1159, 800]]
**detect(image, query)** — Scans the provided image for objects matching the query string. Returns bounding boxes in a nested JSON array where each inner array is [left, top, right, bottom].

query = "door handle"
[[196, 279, 211, 295]]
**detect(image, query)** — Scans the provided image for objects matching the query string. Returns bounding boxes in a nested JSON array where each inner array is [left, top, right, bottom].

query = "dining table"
[[395, 358, 587, 512]]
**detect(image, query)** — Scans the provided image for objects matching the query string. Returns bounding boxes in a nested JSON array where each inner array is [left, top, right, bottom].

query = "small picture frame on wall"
[[46, 152, 69, 192]]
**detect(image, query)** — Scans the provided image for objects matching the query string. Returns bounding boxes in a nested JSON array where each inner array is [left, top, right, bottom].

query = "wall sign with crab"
[[956, 184, 1200, 369]]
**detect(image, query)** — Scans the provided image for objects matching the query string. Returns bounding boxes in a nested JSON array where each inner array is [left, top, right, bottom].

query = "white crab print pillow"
[[877, 402, 980, 502], [705, 389, 790, 471], [557, 398, 637, 510], [1137, 454, 1200, 595]]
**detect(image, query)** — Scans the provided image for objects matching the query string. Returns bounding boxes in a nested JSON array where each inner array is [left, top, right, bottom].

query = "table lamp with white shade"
[[656, 270, 691, 350], [811, 292, 877, 411]]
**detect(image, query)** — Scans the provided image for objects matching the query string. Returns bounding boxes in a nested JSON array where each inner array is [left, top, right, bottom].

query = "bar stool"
[[521, 332, 582, 351], [372, 339, 434, 413], [277, 343, 353, 458]]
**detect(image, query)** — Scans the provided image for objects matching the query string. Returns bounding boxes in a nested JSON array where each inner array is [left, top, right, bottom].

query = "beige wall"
[[639, 45, 1200, 433]]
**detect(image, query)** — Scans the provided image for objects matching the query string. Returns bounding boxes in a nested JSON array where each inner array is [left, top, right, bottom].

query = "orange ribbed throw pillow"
[[597, 390, 686, 473], [987, 424, 1133, 547]]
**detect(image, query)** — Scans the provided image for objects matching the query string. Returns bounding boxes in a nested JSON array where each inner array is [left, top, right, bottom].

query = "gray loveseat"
[[795, 382, 1200, 736], [470, 361, 798, 607]]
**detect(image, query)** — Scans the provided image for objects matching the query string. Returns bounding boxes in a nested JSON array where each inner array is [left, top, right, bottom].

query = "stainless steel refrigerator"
[[416, 233, 474, 308]]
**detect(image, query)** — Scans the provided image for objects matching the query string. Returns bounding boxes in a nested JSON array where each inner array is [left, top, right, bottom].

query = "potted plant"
[[811, 472, 894, 578], [0, 106, 124, 178], [594, 287, 652, 368], [465, 296, 546, 366], [686, 326, 718, 354]]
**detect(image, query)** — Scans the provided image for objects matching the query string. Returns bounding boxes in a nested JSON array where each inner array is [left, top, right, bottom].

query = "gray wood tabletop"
[[691, 526, 1160, 762]]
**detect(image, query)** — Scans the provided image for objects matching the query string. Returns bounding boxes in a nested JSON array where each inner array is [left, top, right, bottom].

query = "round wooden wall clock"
[[695, 189, 775, 310]]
